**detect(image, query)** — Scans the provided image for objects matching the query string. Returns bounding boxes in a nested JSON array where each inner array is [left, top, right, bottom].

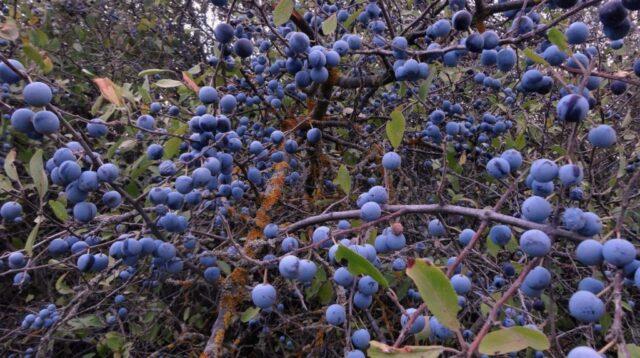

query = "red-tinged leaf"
[[182, 71, 200, 92], [93, 78, 123, 106], [0, 18, 19, 41]]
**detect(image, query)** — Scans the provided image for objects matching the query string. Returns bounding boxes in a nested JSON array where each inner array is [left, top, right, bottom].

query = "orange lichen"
[[252, 161, 288, 230]]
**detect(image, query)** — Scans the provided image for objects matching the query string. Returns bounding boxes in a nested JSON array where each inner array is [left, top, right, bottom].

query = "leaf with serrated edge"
[[406, 259, 460, 329], [335, 245, 389, 288], [479, 327, 550, 355], [368, 341, 444, 358]]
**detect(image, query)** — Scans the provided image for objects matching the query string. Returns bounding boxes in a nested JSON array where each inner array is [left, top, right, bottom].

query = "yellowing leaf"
[[93, 78, 123, 106], [386, 108, 405, 149], [479, 327, 550, 355], [368, 341, 444, 358], [154, 79, 184, 88], [4, 149, 19, 183], [241, 307, 261, 323], [138, 69, 171, 77], [406, 259, 460, 329], [273, 0, 294, 26], [322, 13, 337, 35]]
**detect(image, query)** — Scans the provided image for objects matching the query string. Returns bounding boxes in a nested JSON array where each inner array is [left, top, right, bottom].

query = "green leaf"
[[333, 164, 351, 194], [163, 137, 183, 159], [138, 69, 170, 77], [23, 43, 45, 70], [118, 139, 137, 153], [317, 281, 334, 304], [386, 108, 405, 149], [240, 307, 261, 323], [479, 326, 550, 355], [154, 79, 183, 88], [4, 149, 19, 183], [620, 344, 640, 358], [514, 132, 526, 150], [419, 68, 436, 101], [55, 272, 74, 295], [24, 219, 40, 256], [343, 10, 359, 29], [100, 104, 117, 121], [523, 48, 549, 66], [322, 13, 337, 35], [187, 64, 201, 75], [368, 341, 444, 358], [48, 200, 69, 221], [66, 314, 105, 331], [418, 82, 428, 101], [398, 83, 407, 97], [217, 260, 231, 275], [130, 157, 151, 181], [29, 29, 48, 48], [406, 259, 460, 330], [104, 331, 125, 352], [546, 27, 568, 53], [273, 0, 294, 26], [335, 245, 389, 288], [486, 235, 500, 257], [29, 149, 48, 202]]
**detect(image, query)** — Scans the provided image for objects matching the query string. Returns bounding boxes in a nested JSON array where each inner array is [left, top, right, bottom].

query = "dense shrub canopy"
[[1, 0, 640, 357]]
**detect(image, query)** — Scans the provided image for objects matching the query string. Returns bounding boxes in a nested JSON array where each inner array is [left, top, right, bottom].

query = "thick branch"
[[282, 204, 588, 242]]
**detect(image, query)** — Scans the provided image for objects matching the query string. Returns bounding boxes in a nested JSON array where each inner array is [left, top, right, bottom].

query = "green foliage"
[[546, 27, 569, 53], [335, 245, 389, 288], [406, 259, 460, 330], [273, 0, 295, 26], [368, 341, 444, 357], [386, 108, 406, 149], [333, 164, 352, 194], [479, 327, 550, 355]]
